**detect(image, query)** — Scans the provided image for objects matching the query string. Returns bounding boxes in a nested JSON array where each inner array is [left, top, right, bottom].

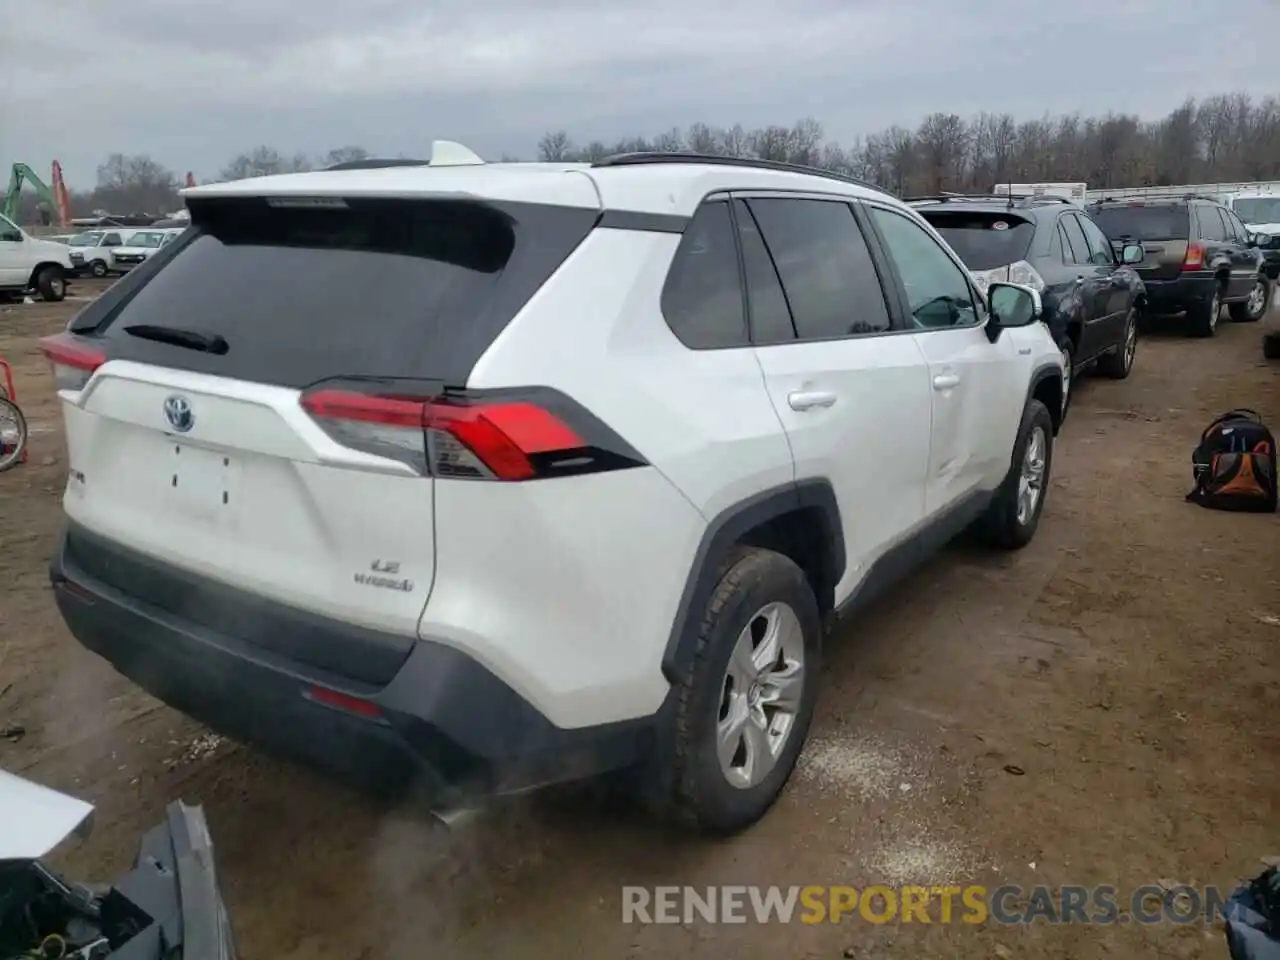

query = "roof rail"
[[325, 140, 485, 172], [905, 193, 1072, 208], [591, 152, 886, 194]]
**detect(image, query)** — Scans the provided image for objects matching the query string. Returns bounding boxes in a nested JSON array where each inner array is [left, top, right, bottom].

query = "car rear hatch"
[[44, 184, 599, 685], [1088, 202, 1189, 280], [915, 209, 1037, 291]]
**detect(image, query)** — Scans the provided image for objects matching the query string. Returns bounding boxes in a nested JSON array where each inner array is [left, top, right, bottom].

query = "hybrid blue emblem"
[[163, 395, 194, 433]]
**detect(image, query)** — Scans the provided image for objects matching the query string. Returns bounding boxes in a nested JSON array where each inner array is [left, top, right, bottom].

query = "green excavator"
[[2, 161, 71, 225]]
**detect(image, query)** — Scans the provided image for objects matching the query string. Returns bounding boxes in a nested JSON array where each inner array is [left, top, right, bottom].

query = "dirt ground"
[[1, 280, 1277, 960]]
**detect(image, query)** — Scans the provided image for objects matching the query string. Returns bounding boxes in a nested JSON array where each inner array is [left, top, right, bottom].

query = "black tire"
[[1228, 277, 1271, 323], [649, 547, 822, 834], [1098, 307, 1138, 379], [90, 259, 108, 278], [1264, 331, 1280, 360], [0, 397, 28, 472], [1187, 285, 1222, 338], [980, 399, 1054, 550], [34, 265, 67, 303], [1056, 339, 1074, 424]]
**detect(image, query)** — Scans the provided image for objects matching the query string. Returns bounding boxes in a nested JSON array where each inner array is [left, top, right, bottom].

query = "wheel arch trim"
[[660, 479, 844, 684]]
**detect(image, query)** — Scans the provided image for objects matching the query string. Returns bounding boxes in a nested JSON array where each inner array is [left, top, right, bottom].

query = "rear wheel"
[[649, 547, 821, 834], [1228, 278, 1270, 322], [1264, 331, 1280, 360], [0, 397, 28, 472], [1187, 286, 1221, 338], [35, 265, 67, 303], [1098, 307, 1138, 379]]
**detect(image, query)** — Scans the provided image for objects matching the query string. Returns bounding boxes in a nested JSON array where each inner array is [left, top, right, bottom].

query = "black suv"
[[909, 195, 1146, 417], [1085, 195, 1271, 337]]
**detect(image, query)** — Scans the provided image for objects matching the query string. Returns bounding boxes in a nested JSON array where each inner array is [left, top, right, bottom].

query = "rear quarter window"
[[916, 212, 1035, 271]]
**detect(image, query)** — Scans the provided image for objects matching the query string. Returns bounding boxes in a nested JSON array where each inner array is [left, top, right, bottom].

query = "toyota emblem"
[[163, 395, 194, 433]]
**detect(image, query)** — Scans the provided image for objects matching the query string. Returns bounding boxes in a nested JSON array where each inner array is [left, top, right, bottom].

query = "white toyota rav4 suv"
[[42, 145, 1064, 834]]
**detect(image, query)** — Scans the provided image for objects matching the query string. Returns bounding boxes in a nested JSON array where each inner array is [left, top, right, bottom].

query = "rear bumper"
[[50, 522, 654, 804], [1139, 273, 1218, 314]]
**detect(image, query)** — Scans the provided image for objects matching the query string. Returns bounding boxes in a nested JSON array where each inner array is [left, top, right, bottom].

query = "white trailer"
[[992, 182, 1089, 206]]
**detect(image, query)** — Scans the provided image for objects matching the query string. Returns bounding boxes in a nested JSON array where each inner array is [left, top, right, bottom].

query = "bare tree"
[[324, 146, 370, 167], [537, 131, 575, 162], [93, 153, 179, 214]]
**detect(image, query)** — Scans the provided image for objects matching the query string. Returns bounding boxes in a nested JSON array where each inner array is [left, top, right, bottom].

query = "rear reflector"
[[39, 334, 106, 391], [305, 685, 384, 720], [300, 386, 638, 481]]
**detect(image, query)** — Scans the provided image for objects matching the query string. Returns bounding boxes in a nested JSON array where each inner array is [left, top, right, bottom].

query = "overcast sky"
[[2, 0, 1276, 189]]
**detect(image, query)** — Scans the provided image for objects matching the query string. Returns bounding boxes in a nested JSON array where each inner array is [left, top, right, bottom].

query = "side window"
[[733, 200, 796, 343], [1197, 207, 1226, 242], [660, 201, 749, 349], [103, 233, 123, 246], [1075, 214, 1116, 266], [1060, 216, 1089, 266], [868, 206, 979, 329], [746, 197, 892, 339], [1224, 209, 1248, 242]]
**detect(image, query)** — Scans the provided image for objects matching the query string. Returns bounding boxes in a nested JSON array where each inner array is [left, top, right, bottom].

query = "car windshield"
[[127, 232, 166, 248], [1087, 204, 1188, 241], [70, 232, 103, 247], [1232, 197, 1280, 225], [918, 211, 1036, 271]]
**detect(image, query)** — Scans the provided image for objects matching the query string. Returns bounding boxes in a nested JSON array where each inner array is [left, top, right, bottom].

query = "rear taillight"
[[1006, 260, 1046, 292], [300, 386, 646, 481], [1182, 242, 1206, 271], [39, 334, 105, 391]]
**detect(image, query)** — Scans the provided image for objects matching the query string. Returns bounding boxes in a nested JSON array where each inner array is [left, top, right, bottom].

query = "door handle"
[[787, 390, 837, 411], [932, 373, 961, 390]]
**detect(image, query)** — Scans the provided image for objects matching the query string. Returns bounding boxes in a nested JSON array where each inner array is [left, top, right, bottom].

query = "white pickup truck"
[[0, 212, 74, 301]]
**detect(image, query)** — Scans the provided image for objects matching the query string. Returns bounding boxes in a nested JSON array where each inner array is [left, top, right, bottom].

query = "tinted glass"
[[1197, 206, 1228, 241], [869, 206, 979, 329], [86, 197, 595, 388], [1060, 216, 1089, 265], [1088, 204, 1189, 241], [1223, 209, 1247, 241], [918, 211, 1035, 271], [1075, 214, 1116, 265], [734, 199, 795, 343], [103, 233, 123, 246], [746, 198, 890, 339], [661, 200, 748, 348]]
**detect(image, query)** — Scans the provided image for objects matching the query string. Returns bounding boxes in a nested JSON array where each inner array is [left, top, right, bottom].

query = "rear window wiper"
[[123, 324, 229, 355]]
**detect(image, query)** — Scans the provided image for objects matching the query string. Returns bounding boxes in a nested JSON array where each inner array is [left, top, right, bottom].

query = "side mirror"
[[1121, 243, 1144, 265], [986, 282, 1044, 342], [1253, 232, 1277, 250]]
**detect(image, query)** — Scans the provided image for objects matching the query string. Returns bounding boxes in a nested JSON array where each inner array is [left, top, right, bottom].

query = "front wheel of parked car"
[[653, 547, 822, 835], [1187, 286, 1221, 338], [90, 260, 108, 278], [1057, 340, 1075, 423], [1098, 307, 1138, 379], [1228, 278, 1271, 323], [980, 399, 1054, 551], [34, 266, 67, 303]]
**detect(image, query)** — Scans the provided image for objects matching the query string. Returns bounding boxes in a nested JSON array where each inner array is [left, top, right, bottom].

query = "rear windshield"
[[917, 212, 1035, 271], [1087, 204, 1188, 241], [85, 197, 597, 388]]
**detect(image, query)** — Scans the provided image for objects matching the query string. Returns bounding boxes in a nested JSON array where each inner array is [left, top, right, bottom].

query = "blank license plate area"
[[168, 443, 236, 522]]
